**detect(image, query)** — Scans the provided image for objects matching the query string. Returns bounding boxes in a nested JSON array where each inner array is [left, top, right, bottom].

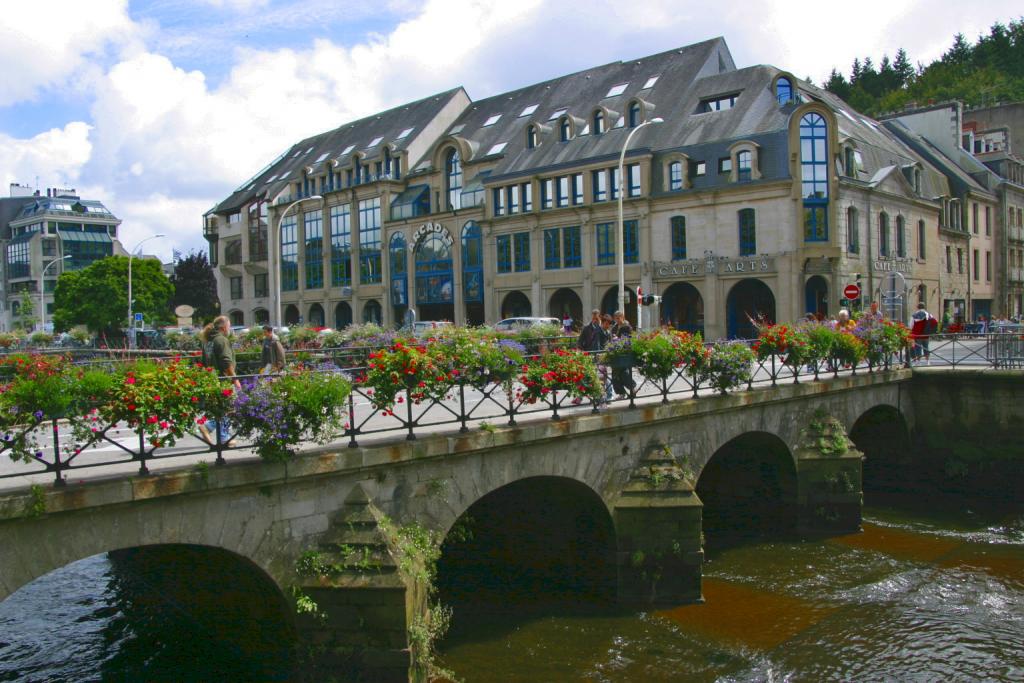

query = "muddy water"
[[438, 499, 1024, 682]]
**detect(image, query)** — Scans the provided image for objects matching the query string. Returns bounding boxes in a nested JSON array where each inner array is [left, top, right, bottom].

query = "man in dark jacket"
[[261, 325, 286, 373], [200, 316, 239, 445]]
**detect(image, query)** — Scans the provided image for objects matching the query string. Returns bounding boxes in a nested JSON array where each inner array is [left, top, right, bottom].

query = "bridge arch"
[[435, 476, 616, 607], [850, 404, 912, 494], [696, 431, 798, 546]]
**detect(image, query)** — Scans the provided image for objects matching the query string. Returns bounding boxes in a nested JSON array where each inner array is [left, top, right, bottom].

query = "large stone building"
[[1, 185, 127, 331], [207, 38, 997, 338]]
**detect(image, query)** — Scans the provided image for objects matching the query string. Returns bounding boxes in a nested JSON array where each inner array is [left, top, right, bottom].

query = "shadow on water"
[[0, 545, 295, 683]]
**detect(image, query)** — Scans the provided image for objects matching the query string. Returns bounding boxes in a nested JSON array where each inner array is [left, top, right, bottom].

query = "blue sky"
[[0, 0, 1019, 259]]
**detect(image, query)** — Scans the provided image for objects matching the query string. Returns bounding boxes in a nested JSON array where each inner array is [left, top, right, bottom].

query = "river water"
[[1, 496, 1021, 682]]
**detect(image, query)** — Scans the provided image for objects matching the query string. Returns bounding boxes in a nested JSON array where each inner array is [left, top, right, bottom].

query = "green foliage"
[[628, 329, 709, 382], [801, 410, 853, 457], [702, 341, 755, 394], [518, 347, 602, 403], [16, 292, 35, 331], [169, 251, 219, 323], [825, 19, 1024, 115], [23, 484, 46, 518], [53, 256, 173, 334]]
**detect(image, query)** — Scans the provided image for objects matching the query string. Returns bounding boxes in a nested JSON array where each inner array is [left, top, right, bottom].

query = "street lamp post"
[[39, 255, 71, 333], [272, 195, 322, 328], [128, 234, 166, 349], [617, 117, 664, 320]]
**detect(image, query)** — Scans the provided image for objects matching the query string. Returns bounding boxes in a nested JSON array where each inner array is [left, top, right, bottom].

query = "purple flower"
[[33, 410, 44, 420]]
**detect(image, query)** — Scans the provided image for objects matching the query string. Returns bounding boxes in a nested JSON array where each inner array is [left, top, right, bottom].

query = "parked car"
[[412, 321, 453, 336], [493, 317, 560, 332]]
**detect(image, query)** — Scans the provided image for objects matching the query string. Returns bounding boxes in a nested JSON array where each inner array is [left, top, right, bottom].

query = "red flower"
[[221, 388, 233, 397], [147, 415, 158, 424], [127, 404, 137, 411], [125, 376, 136, 385]]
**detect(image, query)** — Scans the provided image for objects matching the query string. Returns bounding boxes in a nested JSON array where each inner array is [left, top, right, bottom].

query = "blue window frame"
[[445, 148, 462, 210], [492, 188, 505, 216], [592, 170, 607, 202], [627, 163, 641, 197], [522, 182, 533, 212], [390, 232, 408, 306], [513, 232, 531, 272], [624, 219, 638, 263], [304, 210, 323, 289], [330, 203, 351, 286], [671, 216, 687, 260], [358, 197, 382, 284], [563, 226, 581, 268], [628, 102, 641, 127], [800, 112, 829, 242], [596, 222, 614, 266], [507, 185, 520, 214], [496, 235, 512, 273], [280, 214, 298, 291], [556, 176, 569, 208], [610, 167, 620, 200], [776, 77, 792, 105], [572, 174, 583, 205], [462, 222, 483, 302], [593, 110, 604, 135], [541, 178, 553, 209], [544, 228, 561, 269], [669, 162, 683, 191], [415, 234, 453, 305], [738, 208, 756, 256], [559, 117, 571, 142]]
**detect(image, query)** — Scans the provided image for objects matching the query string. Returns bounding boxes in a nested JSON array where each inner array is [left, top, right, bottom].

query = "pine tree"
[[169, 251, 219, 323], [893, 48, 914, 87]]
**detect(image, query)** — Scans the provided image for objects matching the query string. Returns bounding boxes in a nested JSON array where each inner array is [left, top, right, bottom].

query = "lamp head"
[[651, 117, 665, 124]]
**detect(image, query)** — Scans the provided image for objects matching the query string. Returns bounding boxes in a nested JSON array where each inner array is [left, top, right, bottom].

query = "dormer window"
[[698, 94, 738, 113], [526, 124, 538, 149], [593, 110, 605, 135], [914, 168, 922, 194], [559, 117, 572, 142], [737, 150, 752, 181], [628, 102, 641, 127], [775, 77, 793, 105]]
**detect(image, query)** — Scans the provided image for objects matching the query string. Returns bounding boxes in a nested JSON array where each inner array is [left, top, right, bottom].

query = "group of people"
[[576, 308, 636, 403], [196, 316, 287, 446], [807, 301, 937, 363]]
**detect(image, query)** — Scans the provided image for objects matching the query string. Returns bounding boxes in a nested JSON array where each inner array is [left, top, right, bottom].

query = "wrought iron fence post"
[[346, 391, 358, 449], [770, 355, 777, 387], [137, 426, 149, 476], [458, 383, 469, 433], [791, 360, 799, 384], [550, 389, 560, 420], [51, 418, 66, 488], [507, 390, 517, 426], [661, 377, 669, 404], [405, 388, 416, 441]]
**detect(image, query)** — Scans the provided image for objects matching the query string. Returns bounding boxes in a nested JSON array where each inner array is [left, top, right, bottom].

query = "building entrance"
[[726, 279, 775, 339], [804, 275, 829, 318], [415, 233, 454, 322], [661, 282, 704, 336]]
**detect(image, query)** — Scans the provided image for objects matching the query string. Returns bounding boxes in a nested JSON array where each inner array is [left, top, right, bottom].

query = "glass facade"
[[462, 222, 483, 303], [800, 113, 829, 242], [280, 215, 298, 291], [358, 198, 381, 284], [330, 204, 352, 287], [415, 234, 453, 304], [304, 210, 323, 289]]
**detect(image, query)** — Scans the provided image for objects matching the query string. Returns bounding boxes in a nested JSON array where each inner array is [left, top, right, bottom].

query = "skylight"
[[449, 124, 465, 135], [605, 83, 628, 98], [483, 114, 502, 126], [279, 170, 291, 179], [613, 117, 625, 128], [580, 125, 589, 136], [838, 109, 857, 123], [315, 152, 329, 163], [367, 136, 383, 147], [266, 174, 278, 183], [487, 142, 508, 155], [396, 127, 414, 139], [341, 144, 355, 155], [305, 146, 314, 154], [642, 75, 659, 89], [548, 108, 567, 120], [291, 150, 301, 158], [519, 104, 538, 117]]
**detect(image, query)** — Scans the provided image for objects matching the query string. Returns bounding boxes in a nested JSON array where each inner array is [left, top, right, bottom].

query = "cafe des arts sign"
[[654, 256, 776, 280]]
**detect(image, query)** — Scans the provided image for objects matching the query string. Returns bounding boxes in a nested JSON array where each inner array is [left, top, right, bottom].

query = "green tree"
[[16, 291, 35, 331], [53, 256, 173, 335], [169, 251, 219, 323]]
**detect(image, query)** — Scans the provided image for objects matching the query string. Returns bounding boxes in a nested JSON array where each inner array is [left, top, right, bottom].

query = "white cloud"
[[0, 122, 93, 190], [0, 0, 136, 107], [195, 0, 270, 8]]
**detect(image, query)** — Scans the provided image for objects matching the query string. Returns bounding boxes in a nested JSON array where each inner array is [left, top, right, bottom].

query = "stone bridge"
[[0, 369, 928, 681]]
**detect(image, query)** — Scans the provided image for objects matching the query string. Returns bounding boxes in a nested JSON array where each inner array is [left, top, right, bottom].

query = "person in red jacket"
[[910, 302, 936, 363]]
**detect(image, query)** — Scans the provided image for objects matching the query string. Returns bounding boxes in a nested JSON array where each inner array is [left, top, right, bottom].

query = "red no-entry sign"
[[843, 284, 861, 300]]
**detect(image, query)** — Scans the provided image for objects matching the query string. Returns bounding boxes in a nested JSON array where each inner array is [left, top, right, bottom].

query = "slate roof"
[[0, 197, 31, 241], [211, 87, 467, 215], [12, 196, 116, 222], [883, 119, 995, 199]]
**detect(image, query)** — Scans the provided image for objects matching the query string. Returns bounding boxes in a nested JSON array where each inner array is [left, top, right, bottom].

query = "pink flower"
[[147, 415, 158, 424], [221, 389, 233, 397], [126, 377, 136, 385]]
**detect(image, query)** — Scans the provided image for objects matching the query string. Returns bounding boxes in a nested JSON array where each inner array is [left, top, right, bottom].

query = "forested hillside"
[[823, 19, 1024, 115]]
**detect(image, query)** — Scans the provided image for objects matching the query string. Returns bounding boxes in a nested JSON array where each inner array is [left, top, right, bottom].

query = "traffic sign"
[[134, 313, 143, 322], [843, 284, 861, 300]]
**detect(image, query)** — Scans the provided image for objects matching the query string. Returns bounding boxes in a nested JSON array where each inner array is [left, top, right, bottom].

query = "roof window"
[[266, 174, 278, 183], [396, 127, 414, 139], [449, 123, 465, 135], [483, 114, 502, 126], [519, 104, 538, 117], [367, 136, 383, 147], [305, 146, 313, 154], [487, 142, 508, 155], [279, 170, 291, 179], [548, 108, 567, 120], [341, 144, 355, 155], [315, 152, 329, 163], [698, 93, 738, 113], [642, 75, 659, 89], [605, 83, 628, 98]]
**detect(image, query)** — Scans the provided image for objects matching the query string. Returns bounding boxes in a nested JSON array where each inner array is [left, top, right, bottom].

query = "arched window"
[[526, 125, 538, 149], [415, 234, 453, 305], [668, 161, 683, 191], [879, 211, 890, 257], [628, 101, 641, 127], [847, 206, 859, 254], [445, 148, 462, 210], [738, 208, 756, 256], [362, 300, 382, 325], [737, 150, 752, 181], [593, 110, 605, 135], [775, 77, 793, 105], [896, 215, 907, 257], [559, 117, 571, 142], [800, 112, 829, 242]]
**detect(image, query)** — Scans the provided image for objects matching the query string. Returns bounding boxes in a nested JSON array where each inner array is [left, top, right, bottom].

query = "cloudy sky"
[[0, 0, 1018, 260]]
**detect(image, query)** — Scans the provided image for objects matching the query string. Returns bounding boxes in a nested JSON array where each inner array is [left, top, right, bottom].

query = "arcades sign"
[[653, 256, 776, 280], [412, 222, 454, 249]]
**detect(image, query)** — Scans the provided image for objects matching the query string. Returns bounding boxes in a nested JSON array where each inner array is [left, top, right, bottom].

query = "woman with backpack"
[[910, 302, 936, 364]]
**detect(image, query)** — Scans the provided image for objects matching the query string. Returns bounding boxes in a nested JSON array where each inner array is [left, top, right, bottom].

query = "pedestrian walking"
[[261, 325, 286, 374], [199, 315, 240, 446]]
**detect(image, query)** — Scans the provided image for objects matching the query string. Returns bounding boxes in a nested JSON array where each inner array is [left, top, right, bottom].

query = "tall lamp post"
[[39, 255, 71, 333], [128, 234, 166, 349], [273, 195, 322, 328], [617, 117, 664, 317]]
